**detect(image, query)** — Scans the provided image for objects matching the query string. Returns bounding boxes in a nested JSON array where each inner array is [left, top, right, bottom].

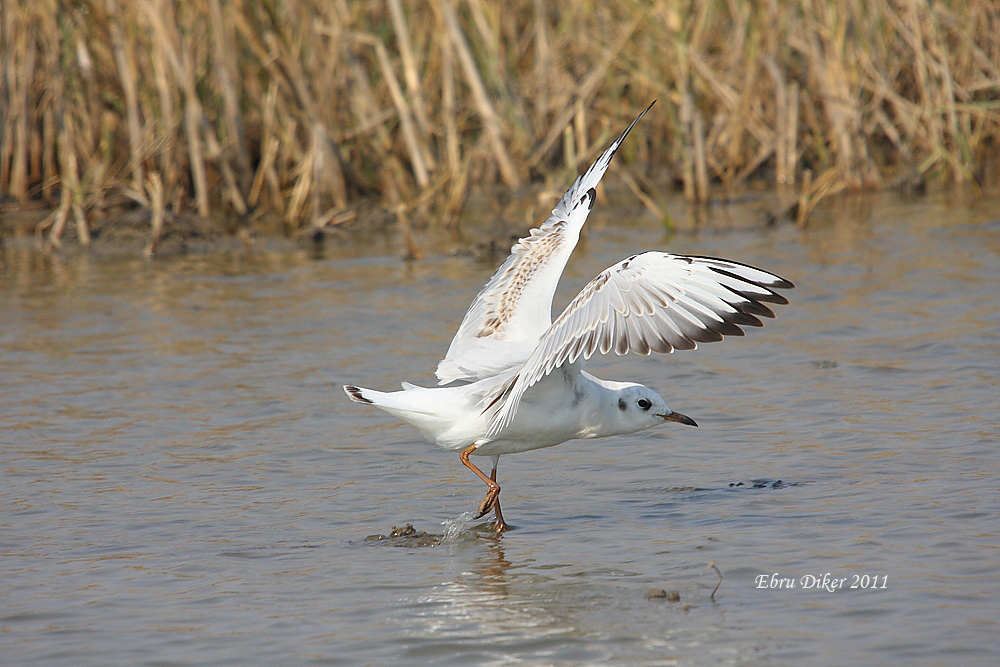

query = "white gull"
[[345, 102, 793, 532]]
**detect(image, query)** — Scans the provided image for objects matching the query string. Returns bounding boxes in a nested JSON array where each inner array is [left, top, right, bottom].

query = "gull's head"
[[613, 384, 698, 433]]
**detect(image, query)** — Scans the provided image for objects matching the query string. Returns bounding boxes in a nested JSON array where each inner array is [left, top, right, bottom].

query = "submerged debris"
[[646, 588, 682, 602], [728, 479, 797, 489], [709, 561, 723, 601], [364, 523, 443, 547]]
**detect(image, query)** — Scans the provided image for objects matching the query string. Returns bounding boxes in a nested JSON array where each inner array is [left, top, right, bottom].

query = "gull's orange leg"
[[460, 444, 503, 529], [490, 464, 507, 533]]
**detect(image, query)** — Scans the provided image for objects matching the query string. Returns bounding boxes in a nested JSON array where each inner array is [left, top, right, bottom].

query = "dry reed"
[[2, 0, 998, 249]]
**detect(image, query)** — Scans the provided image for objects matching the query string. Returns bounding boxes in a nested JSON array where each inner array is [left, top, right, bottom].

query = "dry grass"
[[2, 0, 999, 248]]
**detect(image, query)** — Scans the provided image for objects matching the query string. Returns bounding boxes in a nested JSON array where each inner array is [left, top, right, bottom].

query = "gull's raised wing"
[[486, 252, 794, 435], [435, 102, 656, 384]]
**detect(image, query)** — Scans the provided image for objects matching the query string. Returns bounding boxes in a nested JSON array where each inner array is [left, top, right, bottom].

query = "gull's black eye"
[[637, 398, 651, 410]]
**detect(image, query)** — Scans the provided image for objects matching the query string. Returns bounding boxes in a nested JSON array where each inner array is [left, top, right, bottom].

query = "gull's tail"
[[344, 384, 434, 413], [343, 383, 467, 448]]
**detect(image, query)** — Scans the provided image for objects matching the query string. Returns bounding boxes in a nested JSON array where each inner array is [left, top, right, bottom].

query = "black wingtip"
[[344, 385, 373, 404], [774, 277, 796, 290], [625, 101, 656, 137], [603, 101, 657, 166]]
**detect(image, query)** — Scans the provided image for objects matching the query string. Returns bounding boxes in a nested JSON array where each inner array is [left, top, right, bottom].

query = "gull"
[[344, 102, 793, 532]]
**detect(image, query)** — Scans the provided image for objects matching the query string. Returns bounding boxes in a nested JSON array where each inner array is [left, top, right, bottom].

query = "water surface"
[[2, 193, 999, 665]]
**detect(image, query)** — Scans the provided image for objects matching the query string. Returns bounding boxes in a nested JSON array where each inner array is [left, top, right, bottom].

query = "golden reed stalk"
[[2, 0, 998, 246]]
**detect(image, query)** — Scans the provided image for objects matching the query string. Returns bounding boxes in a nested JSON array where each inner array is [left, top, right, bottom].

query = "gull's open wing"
[[486, 252, 794, 435], [435, 102, 656, 384]]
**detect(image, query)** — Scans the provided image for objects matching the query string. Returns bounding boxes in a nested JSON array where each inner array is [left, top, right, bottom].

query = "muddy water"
[[2, 193, 999, 665]]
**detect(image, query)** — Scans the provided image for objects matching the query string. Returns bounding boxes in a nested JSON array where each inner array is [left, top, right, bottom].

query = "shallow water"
[[2, 193, 999, 666]]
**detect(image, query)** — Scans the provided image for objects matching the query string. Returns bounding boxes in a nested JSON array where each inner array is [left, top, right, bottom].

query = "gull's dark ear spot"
[[618, 398, 627, 411]]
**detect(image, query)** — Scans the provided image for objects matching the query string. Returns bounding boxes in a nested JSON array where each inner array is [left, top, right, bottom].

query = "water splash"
[[442, 511, 478, 542]]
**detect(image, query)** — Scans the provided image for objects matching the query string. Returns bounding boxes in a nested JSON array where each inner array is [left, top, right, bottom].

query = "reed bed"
[[2, 0, 998, 249]]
